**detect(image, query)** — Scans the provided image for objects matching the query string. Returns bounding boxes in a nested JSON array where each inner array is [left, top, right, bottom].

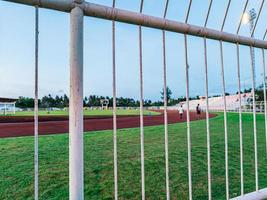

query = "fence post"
[[4, 104, 7, 115], [69, 3, 84, 200], [13, 103, 16, 114], [34, 6, 39, 200]]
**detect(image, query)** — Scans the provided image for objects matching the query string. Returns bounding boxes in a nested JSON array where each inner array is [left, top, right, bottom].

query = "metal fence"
[[0, 103, 16, 115], [2, 0, 267, 199]]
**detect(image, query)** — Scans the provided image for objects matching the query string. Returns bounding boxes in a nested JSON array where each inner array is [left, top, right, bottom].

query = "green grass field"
[[8, 109, 159, 117], [0, 112, 267, 199]]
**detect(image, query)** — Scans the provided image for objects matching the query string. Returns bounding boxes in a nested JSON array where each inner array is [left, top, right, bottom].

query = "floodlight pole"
[[69, 1, 84, 200], [249, 8, 257, 87]]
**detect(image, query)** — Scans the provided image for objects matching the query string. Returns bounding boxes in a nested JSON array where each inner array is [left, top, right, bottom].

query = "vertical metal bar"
[[112, 19, 118, 200], [69, 6, 84, 200], [203, 0, 213, 198], [34, 6, 39, 200], [112, 1, 118, 199], [184, 34, 192, 200], [204, 0, 213, 27], [235, 0, 249, 195], [221, 0, 231, 31], [250, 45, 259, 191], [185, 0, 192, 23], [162, 1, 170, 199], [184, 1, 193, 199], [263, 29, 267, 40], [138, 1, 145, 199], [251, 0, 265, 37], [163, 0, 169, 18], [236, 0, 249, 35], [162, 29, 170, 200], [236, 43, 244, 195], [219, 41, 229, 200], [262, 49, 267, 155], [139, 24, 145, 200], [204, 37, 211, 200], [13, 103, 15, 115], [220, 1, 232, 198]]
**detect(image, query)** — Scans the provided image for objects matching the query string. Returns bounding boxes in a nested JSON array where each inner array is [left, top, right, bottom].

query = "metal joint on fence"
[[72, 0, 85, 11], [34, 0, 40, 7]]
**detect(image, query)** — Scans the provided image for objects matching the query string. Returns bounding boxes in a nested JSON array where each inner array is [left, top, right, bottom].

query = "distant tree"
[[15, 96, 34, 108], [160, 86, 172, 103], [84, 96, 88, 107], [152, 101, 163, 106], [244, 88, 252, 93], [144, 100, 152, 106], [254, 77, 267, 101], [63, 94, 69, 107], [88, 95, 101, 107], [54, 95, 65, 108]]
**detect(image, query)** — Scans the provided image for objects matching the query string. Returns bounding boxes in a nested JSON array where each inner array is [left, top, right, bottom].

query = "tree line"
[[15, 87, 183, 108], [15, 84, 267, 109], [15, 94, 70, 109], [15, 94, 164, 108]]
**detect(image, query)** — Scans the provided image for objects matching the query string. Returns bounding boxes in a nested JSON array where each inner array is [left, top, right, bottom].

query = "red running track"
[[0, 111, 216, 138]]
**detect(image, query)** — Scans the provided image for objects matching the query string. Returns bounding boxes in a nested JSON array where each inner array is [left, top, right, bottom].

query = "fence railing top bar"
[[3, 0, 267, 49], [3, 0, 73, 12]]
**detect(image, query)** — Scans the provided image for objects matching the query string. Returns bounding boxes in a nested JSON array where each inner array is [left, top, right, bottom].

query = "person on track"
[[196, 104, 201, 119], [178, 105, 184, 119]]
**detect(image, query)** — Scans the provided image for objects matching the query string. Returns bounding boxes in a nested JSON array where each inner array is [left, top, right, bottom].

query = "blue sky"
[[0, 0, 266, 101]]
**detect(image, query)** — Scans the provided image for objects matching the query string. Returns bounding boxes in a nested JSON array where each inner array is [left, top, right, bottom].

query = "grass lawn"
[[0, 112, 267, 199], [8, 109, 160, 117]]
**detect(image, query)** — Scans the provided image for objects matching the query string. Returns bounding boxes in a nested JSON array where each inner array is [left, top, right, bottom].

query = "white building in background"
[[0, 97, 17, 115], [169, 93, 253, 112]]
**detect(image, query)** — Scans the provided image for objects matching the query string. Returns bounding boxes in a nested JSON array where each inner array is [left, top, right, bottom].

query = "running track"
[[0, 111, 216, 138]]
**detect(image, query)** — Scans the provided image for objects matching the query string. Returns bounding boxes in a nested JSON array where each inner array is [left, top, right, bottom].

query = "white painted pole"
[[139, 24, 145, 200], [236, 43, 244, 195], [162, 1, 170, 199], [162, 30, 170, 200], [111, 1, 118, 199], [34, 6, 39, 200], [203, 1, 213, 199], [184, 1, 193, 199], [138, 1, 145, 199], [250, 46, 258, 191], [69, 4, 84, 200], [262, 49, 267, 155], [204, 37, 212, 200], [219, 41, 229, 200], [184, 34, 193, 200]]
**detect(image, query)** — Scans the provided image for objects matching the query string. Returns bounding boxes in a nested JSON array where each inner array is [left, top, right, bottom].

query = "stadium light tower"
[[242, 8, 257, 86]]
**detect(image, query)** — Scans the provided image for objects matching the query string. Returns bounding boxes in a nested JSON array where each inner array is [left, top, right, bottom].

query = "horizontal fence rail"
[[3, 0, 267, 49], [230, 188, 267, 200]]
